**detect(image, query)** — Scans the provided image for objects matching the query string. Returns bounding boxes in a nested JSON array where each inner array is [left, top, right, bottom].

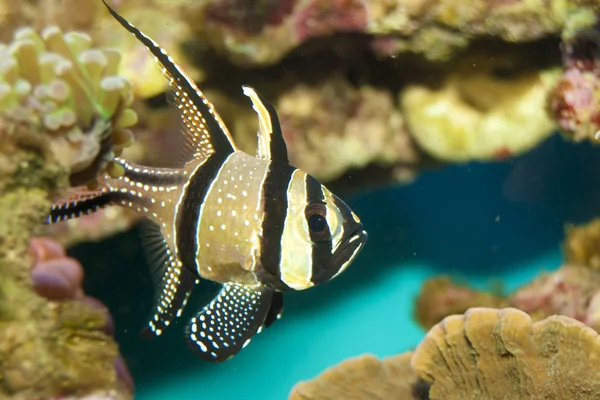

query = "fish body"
[[46, 1, 367, 362]]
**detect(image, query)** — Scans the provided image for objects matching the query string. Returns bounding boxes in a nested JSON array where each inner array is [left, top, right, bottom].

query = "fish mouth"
[[332, 228, 368, 276]]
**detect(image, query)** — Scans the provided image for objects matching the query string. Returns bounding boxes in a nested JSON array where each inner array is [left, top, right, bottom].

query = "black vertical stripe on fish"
[[175, 153, 229, 273], [305, 175, 334, 284], [242, 86, 288, 165], [102, 1, 236, 158], [185, 283, 274, 362], [257, 163, 295, 291]]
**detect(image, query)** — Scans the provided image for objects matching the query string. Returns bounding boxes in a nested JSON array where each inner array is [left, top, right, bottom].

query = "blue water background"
[[71, 134, 600, 399]]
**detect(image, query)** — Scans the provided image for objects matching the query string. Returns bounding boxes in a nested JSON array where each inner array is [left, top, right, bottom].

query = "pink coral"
[[551, 19, 600, 141]]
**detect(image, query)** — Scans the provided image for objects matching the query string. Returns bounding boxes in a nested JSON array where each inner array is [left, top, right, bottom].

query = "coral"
[[564, 218, 600, 269], [550, 10, 600, 142], [400, 44, 561, 162], [27, 237, 134, 397], [289, 352, 427, 400], [415, 265, 600, 332], [415, 277, 506, 329], [412, 307, 600, 399], [0, 25, 137, 187], [234, 76, 420, 183], [181, 0, 582, 67], [0, 25, 131, 400], [510, 265, 600, 329]]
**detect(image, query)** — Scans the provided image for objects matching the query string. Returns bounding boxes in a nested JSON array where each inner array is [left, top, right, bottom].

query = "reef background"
[[71, 133, 600, 399], [1, 0, 599, 398]]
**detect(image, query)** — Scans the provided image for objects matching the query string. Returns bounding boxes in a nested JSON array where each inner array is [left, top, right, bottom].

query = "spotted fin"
[[46, 187, 113, 224], [102, 1, 236, 163], [138, 220, 197, 338], [242, 86, 289, 165], [185, 283, 275, 362]]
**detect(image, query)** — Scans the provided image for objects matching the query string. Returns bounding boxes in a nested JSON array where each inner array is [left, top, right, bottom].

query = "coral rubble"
[[0, 24, 133, 400]]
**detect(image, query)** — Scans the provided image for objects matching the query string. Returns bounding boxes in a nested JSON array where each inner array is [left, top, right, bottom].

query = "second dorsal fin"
[[242, 86, 289, 165]]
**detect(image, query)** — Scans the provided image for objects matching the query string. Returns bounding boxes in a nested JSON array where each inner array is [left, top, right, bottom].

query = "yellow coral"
[[0, 26, 137, 187], [401, 47, 561, 162]]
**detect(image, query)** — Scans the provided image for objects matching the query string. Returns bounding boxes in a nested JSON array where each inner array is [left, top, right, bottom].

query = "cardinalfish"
[[46, 1, 367, 362]]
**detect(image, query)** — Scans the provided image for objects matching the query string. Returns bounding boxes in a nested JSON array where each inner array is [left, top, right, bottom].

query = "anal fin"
[[185, 283, 275, 362], [139, 220, 197, 338]]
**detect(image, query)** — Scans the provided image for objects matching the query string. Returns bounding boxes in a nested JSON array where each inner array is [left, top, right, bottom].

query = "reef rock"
[[181, 0, 581, 67]]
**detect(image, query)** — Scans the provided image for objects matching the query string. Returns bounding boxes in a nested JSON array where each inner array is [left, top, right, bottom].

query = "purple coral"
[[294, 0, 368, 42], [550, 19, 600, 142], [205, 0, 297, 34]]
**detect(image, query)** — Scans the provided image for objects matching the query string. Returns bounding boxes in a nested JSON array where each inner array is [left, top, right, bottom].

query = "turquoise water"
[[71, 134, 600, 399]]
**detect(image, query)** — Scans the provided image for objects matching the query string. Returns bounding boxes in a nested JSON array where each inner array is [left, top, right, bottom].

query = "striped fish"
[[46, 1, 367, 363]]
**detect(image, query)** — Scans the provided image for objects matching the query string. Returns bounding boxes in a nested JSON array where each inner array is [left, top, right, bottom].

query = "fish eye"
[[304, 203, 331, 241], [308, 213, 327, 233]]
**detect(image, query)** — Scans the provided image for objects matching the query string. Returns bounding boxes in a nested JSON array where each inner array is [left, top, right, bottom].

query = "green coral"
[[0, 26, 138, 187]]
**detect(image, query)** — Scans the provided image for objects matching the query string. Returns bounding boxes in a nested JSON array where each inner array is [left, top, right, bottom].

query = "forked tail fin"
[[46, 188, 115, 224]]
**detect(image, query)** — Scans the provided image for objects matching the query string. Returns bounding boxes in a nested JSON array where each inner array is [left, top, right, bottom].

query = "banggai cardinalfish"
[[46, 0, 367, 362]]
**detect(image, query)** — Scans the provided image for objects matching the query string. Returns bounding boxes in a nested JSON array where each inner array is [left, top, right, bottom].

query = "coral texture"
[[181, 0, 579, 67], [416, 265, 600, 332], [0, 25, 137, 187], [289, 352, 426, 400], [412, 307, 600, 399], [564, 218, 600, 269], [0, 24, 131, 400], [550, 10, 600, 142]]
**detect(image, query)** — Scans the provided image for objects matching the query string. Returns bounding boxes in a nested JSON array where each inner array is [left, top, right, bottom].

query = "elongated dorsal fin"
[[242, 86, 289, 165], [102, 1, 236, 163]]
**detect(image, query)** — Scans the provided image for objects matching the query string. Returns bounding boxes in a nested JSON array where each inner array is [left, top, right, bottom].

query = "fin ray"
[[242, 86, 289, 165], [186, 283, 274, 362], [138, 220, 197, 338], [102, 1, 236, 163]]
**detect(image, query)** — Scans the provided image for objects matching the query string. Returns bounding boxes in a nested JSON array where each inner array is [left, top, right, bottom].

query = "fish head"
[[258, 170, 367, 291]]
